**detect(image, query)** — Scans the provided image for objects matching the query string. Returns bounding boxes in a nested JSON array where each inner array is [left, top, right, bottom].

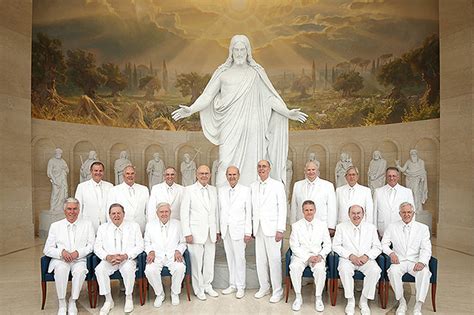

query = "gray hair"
[[156, 202, 171, 211], [63, 197, 80, 209], [348, 204, 365, 214], [345, 166, 359, 176], [399, 202, 414, 212]]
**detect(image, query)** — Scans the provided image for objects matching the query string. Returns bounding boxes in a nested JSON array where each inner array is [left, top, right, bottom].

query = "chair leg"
[[41, 281, 47, 310], [138, 278, 144, 306], [185, 275, 191, 301], [87, 280, 93, 308], [93, 280, 98, 308], [331, 279, 338, 306], [284, 276, 290, 303], [144, 278, 148, 301], [431, 283, 437, 312]]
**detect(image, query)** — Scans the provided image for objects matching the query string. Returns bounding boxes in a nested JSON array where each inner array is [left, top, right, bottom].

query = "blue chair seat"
[[384, 254, 437, 312]]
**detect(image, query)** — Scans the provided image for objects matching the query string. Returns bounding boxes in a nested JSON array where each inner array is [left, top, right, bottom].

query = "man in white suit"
[[289, 200, 331, 312], [180, 164, 219, 300], [219, 166, 252, 299], [382, 202, 432, 315], [144, 202, 187, 307], [94, 203, 144, 314], [107, 165, 149, 233], [250, 160, 287, 303], [43, 197, 95, 315], [336, 166, 374, 224], [147, 167, 184, 222], [291, 161, 337, 236], [75, 161, 113, 232], [333, 205, 382, 315], [374, 167, 415, 236]]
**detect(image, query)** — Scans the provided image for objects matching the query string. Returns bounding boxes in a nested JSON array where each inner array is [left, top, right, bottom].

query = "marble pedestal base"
[[39, 210, 65, 239], [416, 210, 433, 233]]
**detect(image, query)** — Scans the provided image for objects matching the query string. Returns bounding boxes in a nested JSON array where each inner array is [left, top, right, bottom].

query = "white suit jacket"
[[336, 183, 374, 224], [43, 218, 95, 272], [290, 177, 337, 228], [290, 218, 332, 262], [147, 182, 184, 222], [144, 219, 186, 261], [381, 220, 431, 266], [94, 221, 144, 260], [250, 177, 287, 237], [333, 221, 382, 260], [218, 183, 252, 240], [373, 184, 414, 234], [180, 182, 219, 244], [107, 182, 149, 233], [75, 179, 113, 232]]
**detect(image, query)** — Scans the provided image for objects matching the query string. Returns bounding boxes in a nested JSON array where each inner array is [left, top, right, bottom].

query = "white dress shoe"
[[222, 286, 237, 295], [196, 293, 207, 301], [359, 303, 371, 315], [315, 299, 325, 312], [67, 299, 77, 315], [205, 287, 219, 297], [57, 306, 67, 315], [254, 288, 271, 299], [269, 294, 282, 303], [396, 300, 407, 315], [413, 311, 423, 315], [124, 298, 134, 313], [171, 294, 180, 306], [292, 297, 303, 311], [154, 295, 164, 308], [345, 302, 355, 315], [99, 301, 114, 315], [236, 289, 245, 299]]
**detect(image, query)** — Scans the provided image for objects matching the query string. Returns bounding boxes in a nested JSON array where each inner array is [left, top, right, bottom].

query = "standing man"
[[144, 202, 187, 307], [250, 160, 287, 303], [147, 167, 184, 222], [75, 161, 113, 232], [291, 161, 337, 236], [180, 165, 219, 300], [289, 200, 331, 312], [43, 197, 95, 315], [382, 202, 432, 315], [333, 205, 382, 315], [218, 166, 252, 299], [373, 167, 415, 236], [336, 166, 374, 224], [94, 203, 144, 314], [107, 165, 149, 233]]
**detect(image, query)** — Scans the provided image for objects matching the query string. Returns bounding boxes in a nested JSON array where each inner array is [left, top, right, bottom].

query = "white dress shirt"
[[146, 182, 184, 222], [94, 221, 144, 260], [144, 219, 186, 261], [75, 178, 113, 231], [218, 183, 252, 240], [333, 221, 382, 260], [290, 218, 332, 262], [336, 183, 374, 224]]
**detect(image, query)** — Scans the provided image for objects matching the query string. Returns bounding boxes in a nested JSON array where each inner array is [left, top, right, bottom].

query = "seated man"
[[43, 197, 95, 315], [289, 200, 331, 312], [94, 203, 144, 314], [382, 202, 432, 315], [144, 202, 187, 307], [333, 205, 382, 315]]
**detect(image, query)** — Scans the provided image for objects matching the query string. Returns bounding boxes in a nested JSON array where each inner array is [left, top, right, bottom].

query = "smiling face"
[[64, 202, 80, 223], [348, 205, 364, 226], [386, 169, 400, 187], [302, 203, 316, 222], [232, 41, 248, 65], [257, 160, 271, 181], [91, 163, 104, 183], [109, 205, 125, 227], [196, 165, 210, 186], [157, 204, 171, 224], [164, 167, 177, 186], [345, 168, 359, 187], [399, 203, 415, 224], [123, 166, 136, 186], [304, 161, 318, 182], [226, 166, 240, 188]]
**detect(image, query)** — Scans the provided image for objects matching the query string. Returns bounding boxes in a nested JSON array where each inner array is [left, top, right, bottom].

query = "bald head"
[[226, 166, 240, 188], [257, 160, 271, 181]]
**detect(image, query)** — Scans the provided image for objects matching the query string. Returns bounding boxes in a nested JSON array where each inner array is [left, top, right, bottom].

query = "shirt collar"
[[197, 182, 208, 189]]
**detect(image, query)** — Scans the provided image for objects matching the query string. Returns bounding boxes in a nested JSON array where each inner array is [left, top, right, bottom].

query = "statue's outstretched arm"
[[267, 97, 308, 123]]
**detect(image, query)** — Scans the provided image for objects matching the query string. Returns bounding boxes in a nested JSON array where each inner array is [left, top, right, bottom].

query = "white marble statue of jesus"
[[172, 34, 307, 186]]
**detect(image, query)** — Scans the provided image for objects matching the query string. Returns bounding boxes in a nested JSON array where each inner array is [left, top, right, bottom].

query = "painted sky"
[[33, 0, 438, 75]]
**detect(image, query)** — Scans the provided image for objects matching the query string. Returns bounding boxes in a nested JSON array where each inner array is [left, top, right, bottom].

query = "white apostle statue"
[[146, 153, 165, 189], [396, 149, 428, 212], [47, 148, 69, 212], [114, 151, 131, 185], [79, 150, 98, 183], [367, 150, 387, 195], [172, 34, 307, 186]]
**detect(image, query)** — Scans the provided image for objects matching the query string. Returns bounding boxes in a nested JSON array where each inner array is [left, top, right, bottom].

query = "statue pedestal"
[[39, 210, 65, 239], [416, 210, 433, 233], [212, 239, 259, 289]]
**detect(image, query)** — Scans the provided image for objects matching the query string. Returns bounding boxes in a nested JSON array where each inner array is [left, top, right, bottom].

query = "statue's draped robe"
[[403, 159, 428, 212], [368, 159, 387, 193], [200, 65, 288, 187], [47, 158, 68, 211]]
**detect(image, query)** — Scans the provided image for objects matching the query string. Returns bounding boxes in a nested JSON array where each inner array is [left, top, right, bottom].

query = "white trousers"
[[338, 259, 381, 299], [388, 261, 431, 303], [51, 259, 88, 300], [223, 234, 247, 289], [95, 259, 136, 296], [145, 257, 186, 296], [187, 236, 215, 295], [290, 257, 326, 296], [255, 228, 283, 297]]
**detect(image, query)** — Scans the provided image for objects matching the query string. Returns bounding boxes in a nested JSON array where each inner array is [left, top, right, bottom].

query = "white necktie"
[[167, 186, 173, 200], [161, 224, 168, 241], [403, 225, 410, 245], [114, 227, 122, 253], [354, 226, 361, 250], [389, 187, 396, 204], [259, 182, 266, 195], [348, 187, 355, 200], [68, 224, 76, 251], [307, 182, 314, 197], [308, 222, 313, 242], [202, 187, 210, 207], [129, 186, 135, 198], [229, 188, 235, 200], [95, 183, 103, 203]]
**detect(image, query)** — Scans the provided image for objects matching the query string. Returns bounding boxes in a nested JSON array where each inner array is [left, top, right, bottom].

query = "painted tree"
[[99, 62, 128, 96], [175, 72, 211, 104], [139, 76, 161, 99], [66, 49, 106, 97], [332, 71, 363, 97]]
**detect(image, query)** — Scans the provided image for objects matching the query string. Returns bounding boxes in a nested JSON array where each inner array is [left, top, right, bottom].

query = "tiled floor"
[[0, 238, 472, 314]]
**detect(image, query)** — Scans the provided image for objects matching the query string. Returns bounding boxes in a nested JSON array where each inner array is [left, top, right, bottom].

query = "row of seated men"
[[44, 159, 431, 315]]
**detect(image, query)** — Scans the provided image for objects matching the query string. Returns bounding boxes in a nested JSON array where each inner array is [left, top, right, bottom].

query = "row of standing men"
[[44, 159, 430, 315]]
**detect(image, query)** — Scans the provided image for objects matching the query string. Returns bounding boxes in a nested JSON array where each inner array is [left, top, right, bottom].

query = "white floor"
[[0, 238, 472, 314]]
